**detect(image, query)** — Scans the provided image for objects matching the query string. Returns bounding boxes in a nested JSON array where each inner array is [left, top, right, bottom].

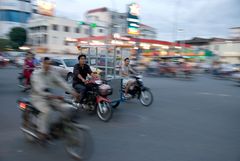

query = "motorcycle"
[[111, 75, 154, 108], [18, 72, 31, 92], [17, 97, 93, 161], [70, 79, 113, 122], [18, 67, 38, 92]]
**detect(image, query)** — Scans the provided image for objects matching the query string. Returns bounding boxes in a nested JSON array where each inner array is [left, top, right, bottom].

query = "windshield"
[[64, 59, 78, 67]]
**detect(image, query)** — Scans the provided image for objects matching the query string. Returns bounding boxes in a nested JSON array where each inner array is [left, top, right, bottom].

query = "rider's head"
[[78, 54, 86, 66], [26, 51, 34, 59], [42, 57, 51, 72], [124, 58, 130, 66]]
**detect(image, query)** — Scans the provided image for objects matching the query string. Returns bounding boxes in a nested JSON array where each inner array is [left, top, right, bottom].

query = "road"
[[0, 66, 240, 161]]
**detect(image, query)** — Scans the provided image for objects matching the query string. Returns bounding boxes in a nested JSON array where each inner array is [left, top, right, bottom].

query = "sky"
[[54, 0, 240, 41]]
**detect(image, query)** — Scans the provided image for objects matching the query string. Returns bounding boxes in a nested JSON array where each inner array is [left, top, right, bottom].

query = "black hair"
[[78, 54, 87, 60], [43, 57, 50, 61], [27, 51, 33, 55], [124, 57, 129, 62]]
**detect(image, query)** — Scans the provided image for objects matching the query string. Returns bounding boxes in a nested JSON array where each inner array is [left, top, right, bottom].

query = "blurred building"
[[85, 7, 127, 37], [84, 7, 157, 39], [177, 27, 240, 63], [230, 27, 240, 39], [0, 0, 32, 38], [27, 15, 89, 54], [139, 24, 157, 39], [209, 39, 240, 64], [177, 37, 225, 50]]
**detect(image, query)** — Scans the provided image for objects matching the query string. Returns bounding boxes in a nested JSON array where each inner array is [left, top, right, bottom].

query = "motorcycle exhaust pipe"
[[20, 127, 39, 139]]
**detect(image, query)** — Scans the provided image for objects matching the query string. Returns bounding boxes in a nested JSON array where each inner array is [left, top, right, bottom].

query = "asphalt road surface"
[[0, 67, 240, 161]]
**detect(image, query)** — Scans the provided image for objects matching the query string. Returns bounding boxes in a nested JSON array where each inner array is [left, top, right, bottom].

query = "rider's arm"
[[129, 65, 137, 75]]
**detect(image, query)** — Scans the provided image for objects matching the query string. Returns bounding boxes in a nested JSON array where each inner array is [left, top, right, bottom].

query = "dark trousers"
[[73, 84, 86, 102]]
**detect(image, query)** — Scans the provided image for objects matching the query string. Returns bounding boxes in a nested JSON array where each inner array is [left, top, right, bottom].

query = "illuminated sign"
[[129, 3, 140, 16], [37, 0, 55, 16], [127, 3, 140, 35]]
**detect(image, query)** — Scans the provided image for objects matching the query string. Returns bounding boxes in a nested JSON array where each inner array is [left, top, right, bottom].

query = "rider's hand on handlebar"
[[81, 79, 87, 84]]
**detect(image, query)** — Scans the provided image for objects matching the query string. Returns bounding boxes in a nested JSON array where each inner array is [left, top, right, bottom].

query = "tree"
[[0, 39, 19, 51], [0, 39, 12, 51], [9, 27, 27, 47]]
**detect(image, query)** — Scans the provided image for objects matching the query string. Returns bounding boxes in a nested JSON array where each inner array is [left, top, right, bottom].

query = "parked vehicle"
[[50, 56, 101, 83], [15, 52, 26, 67], [232, 72, 240, 85], [0, 52, 10, 67]]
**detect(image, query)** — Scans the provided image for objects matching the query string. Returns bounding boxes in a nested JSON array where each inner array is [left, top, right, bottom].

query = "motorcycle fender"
[[96, 96, 111, 103]]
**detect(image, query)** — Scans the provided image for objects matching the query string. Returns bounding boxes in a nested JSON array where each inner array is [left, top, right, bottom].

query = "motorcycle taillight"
[[19, 102, 27, 110]]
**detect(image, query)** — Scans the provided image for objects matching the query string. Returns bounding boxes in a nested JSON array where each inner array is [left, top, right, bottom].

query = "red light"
[[19, 102, 27, 110]]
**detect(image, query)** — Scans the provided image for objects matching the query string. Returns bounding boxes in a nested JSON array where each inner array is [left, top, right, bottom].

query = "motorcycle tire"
[[65, 124, 94, 161], [139, 88, 153, 107], [96, 101, 112, 122]]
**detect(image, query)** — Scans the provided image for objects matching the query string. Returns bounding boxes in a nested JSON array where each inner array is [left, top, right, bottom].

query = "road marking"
[[198, 92, 214, 95], [217, 94, 231, 97], [197, 92, 231, 97], [17, 150, 23, 153]]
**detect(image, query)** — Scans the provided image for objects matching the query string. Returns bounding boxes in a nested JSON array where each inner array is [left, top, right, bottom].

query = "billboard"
[[37, 0, 55, 16], [127, 3, 140, 35]]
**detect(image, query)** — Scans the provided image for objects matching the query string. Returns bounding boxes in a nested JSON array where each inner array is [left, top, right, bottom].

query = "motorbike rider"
[[72, 54, 98, 103], [121, 57, 138, 98], [23, 51, 35, 88], [30, 57, 80, 141]]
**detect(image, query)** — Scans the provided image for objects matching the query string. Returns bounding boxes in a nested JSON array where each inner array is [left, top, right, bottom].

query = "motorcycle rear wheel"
[[21, 112, 37, 142]]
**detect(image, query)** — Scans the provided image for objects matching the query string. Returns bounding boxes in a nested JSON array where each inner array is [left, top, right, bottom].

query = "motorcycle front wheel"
[[139, 88, 153, 106], [97, 101, 112, 122], [65, 124, 93, 161]]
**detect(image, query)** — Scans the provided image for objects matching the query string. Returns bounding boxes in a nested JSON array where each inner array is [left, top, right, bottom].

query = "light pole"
[[177, 28, 185, 55]]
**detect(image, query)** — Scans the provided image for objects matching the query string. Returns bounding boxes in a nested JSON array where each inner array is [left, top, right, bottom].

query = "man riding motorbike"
[[30, 57, 80, 141], [121, 58, 138, 98], [72, 54, 98, 103]]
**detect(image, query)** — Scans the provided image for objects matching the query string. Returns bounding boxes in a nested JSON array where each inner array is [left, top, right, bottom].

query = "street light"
[[177, 28, 185, 55]]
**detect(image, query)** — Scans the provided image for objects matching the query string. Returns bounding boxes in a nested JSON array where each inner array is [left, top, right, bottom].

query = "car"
[[219, 64, 239, 74], [231, 72, 240, 84], [50, 56, 101, 83], [0, 53, 10, 67], [233, 64, 240, 72], [199, 62, 212, 73], [15, 52, 26, 67]]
